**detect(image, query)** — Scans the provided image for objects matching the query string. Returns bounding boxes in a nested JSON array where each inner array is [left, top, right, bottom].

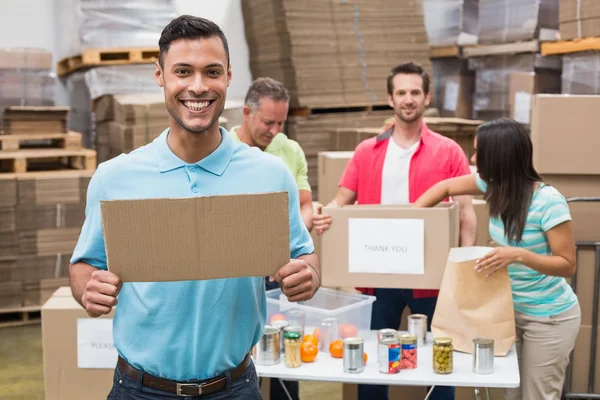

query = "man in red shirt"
[[313, 62, 476, 400]]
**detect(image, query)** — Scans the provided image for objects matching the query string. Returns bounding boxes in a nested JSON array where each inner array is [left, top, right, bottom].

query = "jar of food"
[[284, 331, 302, 368], [433, 337, 453, 374]]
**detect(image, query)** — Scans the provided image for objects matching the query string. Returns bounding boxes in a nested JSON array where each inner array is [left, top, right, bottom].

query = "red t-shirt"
[[339, 123, 471, 298]]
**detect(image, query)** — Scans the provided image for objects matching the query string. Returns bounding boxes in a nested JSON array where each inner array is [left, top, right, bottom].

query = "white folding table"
[[256, 331, 520, 400]]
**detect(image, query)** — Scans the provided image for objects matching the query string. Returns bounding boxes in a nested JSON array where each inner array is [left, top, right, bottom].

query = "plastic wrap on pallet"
[[54, 0, 177, 58], [66, 64, 161, 148], [423, 0, 478, 46], [559, 0, 600, 40], [469, 54, 561, 118], [0, 48, 55, 107], [478, 0, 559, 44], [562, 52, 600, 94]]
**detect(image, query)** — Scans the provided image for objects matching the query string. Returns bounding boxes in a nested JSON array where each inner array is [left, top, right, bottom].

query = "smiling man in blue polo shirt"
[[68, 15, 319, 400]]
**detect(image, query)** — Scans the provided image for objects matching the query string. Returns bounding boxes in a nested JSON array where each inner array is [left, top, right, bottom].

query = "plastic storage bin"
[[265, 287, 376, 340]]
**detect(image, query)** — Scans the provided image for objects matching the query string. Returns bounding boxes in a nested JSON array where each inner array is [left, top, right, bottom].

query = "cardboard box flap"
[[101, 192, 291, 282]]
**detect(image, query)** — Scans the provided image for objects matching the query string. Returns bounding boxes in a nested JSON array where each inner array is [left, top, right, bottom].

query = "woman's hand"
[[475, 247, 523, 277]]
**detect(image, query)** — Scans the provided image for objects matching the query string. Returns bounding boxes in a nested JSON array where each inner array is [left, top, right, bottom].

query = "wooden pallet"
[[430, 45, 462, 59], [0, 131, 82, 151], [464, 40, 540, 58], [57, 47, 159, 77], [290, 104, 391, 117], [0, 148, 96, 174], [0, 306, 41, 328], [541, 37, 600, 56]]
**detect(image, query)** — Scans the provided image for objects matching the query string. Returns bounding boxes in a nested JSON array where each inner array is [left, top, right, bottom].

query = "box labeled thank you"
[[320, 203, 459, 289]]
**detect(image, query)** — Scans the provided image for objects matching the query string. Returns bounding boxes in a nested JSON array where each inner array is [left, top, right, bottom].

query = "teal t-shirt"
[[476, 174, 578, 317]]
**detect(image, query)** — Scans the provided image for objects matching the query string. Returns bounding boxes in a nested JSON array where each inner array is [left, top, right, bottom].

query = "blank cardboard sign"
[[101, 192, 290, 282]]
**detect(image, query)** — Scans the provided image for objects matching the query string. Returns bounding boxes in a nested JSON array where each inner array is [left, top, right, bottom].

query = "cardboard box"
[[42, 289, 114, 400], [509, 72, 561, 124], [317, 151, 354, 204], [473, 199, 492, 246], [101, 192, 290, 282], [531, 95, 600, 175], [320, 204, 459, 289]]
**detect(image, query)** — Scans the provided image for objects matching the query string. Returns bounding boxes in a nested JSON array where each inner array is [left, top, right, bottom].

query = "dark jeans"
[[264, 277, 301, 400], [107, 361, 262, 399], [357, 288, 455, 400]]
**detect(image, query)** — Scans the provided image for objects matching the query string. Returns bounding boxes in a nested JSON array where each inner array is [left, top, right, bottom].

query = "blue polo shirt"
[[71, 127, 314, 381]]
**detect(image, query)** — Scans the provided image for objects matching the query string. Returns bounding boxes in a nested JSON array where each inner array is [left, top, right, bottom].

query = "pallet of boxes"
[[0, 106, 94, 328], [534, 1, 600, 397]]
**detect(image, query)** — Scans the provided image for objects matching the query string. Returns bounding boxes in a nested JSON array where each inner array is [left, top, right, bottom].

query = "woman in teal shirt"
[[415, 118, 581, 400]]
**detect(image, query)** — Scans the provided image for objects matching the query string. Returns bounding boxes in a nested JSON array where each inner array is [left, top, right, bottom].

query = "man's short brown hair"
[[386, 62, 430, 95]]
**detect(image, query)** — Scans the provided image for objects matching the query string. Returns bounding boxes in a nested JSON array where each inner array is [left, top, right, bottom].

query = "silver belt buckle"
[[176, 383, 203, 396]]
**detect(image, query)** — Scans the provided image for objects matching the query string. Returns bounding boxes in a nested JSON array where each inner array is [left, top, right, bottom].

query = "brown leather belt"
[[117, 354, 251, 397]]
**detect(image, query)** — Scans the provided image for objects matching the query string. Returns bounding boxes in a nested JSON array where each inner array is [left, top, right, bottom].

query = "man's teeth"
[[184, 101, 210, 111]]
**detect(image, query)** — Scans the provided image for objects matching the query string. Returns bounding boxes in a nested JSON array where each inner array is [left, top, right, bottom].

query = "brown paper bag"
[[431, 247, 516, 356]]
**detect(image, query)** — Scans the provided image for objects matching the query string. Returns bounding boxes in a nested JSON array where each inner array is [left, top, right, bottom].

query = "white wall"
[[0, 0, 252, 108]]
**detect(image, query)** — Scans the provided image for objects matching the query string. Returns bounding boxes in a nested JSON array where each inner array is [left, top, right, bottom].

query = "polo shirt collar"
[[156, 127, 236, 176]]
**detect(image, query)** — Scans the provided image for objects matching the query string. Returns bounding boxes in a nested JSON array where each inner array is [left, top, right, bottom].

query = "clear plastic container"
[[266, 287, 376, 340]]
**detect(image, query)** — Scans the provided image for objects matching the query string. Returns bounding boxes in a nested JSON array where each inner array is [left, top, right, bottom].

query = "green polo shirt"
[[229, 126, 311, 192]]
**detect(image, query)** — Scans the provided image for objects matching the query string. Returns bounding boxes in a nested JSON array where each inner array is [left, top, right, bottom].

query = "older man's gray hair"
[[244, 77, 290, 112]]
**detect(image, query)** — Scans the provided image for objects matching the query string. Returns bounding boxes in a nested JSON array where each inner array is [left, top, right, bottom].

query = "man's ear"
[[155, 61, 164, 87]]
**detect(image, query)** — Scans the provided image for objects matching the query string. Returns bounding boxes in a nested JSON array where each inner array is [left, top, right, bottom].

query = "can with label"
[[407, 314, 427, 346], [378, 337, 401, 374], [399, 333, 418, 369], [343, 337, 364, 374]]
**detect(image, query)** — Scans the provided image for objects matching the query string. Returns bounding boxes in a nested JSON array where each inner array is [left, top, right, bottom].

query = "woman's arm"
[[414, 174, 483, 207], [476, 221, 577, 278]]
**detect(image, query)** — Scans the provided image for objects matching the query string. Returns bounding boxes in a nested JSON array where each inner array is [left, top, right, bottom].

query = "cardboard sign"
[[101, 192, 291, 282], [77, 319, 118, 369], [348, 218, 425, 275]]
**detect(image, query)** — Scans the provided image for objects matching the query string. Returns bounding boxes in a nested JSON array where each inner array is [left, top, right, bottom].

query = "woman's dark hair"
[[158, 15, 230, 68], [476, 118, 542, 243]]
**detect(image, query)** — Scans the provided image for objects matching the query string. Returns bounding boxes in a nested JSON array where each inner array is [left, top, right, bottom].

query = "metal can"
[[378, 337, 401, 374], [472, 338, 494, 375], [319, 317, 339, 352], [398, 333, 418, 369], [287, 310, 305, 338], [272, 320, 289, 354], [251, 325, 280, 365], [377, 328, 397, 342], [343, 337, 364, 373], [407, 314, 427, 346]]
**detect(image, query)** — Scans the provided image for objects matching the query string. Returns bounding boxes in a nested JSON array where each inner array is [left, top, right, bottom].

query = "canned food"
[[272, 320, 289, 354], [472, 338, 493, 375], [398, 333, 418, 369], [407, 314, 427, 346], [319, 317, 339, 352], [433, 337, 453, 374], [377, 328, 397, 342], [378, 337, 401, 374], [252, 325, 280, 365], [343, 337, 364, 373]]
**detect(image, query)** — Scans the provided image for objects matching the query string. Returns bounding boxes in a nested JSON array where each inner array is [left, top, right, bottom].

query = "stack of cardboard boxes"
[[242, 0, 432, 108], [531, 94, 600, 395], [0, 49, 55, 113], [286, 110, 392, 198], [0, 170, 91, 308], [559, 0, 600, 95], [95, 93, 170, 162]]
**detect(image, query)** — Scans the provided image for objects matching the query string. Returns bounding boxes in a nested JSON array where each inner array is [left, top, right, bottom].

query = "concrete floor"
[[0, 324, 341, 400]]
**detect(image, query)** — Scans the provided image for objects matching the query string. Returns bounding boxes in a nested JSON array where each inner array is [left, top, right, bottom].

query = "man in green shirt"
[[229, 77, 311, 400], [229, 77, 313, 231]]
